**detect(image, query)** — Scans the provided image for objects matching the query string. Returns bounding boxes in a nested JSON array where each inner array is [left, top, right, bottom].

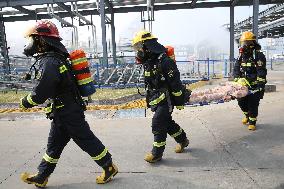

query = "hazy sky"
[[5, 4, 270, 56]]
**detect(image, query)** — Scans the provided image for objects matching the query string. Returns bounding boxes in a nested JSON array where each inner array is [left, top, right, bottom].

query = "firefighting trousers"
[[238, 92, 261, 125], [151, 103, 187, 156], [37, 103, 111, 178]]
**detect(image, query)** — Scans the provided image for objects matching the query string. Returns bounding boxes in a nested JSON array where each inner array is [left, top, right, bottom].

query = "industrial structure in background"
[[230, 3, 284, 60], [0, 0, 283, 90]]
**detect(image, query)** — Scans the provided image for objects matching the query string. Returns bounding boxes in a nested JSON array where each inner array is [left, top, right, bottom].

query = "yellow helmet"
[[240, 31, 256, 44], [132, 30, 157, 46]]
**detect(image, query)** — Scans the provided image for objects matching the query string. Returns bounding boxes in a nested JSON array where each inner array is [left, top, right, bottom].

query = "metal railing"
[[0, 56, 280, 91]]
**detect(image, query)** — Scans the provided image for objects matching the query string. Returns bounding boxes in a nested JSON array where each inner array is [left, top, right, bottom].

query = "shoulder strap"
[[157, 53, 167, 74]]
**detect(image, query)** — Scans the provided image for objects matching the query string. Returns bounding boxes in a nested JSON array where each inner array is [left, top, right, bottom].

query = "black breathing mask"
[[240, 40, 255, 55], [135, 50, 148, 64], [23, 36, 39, 57]]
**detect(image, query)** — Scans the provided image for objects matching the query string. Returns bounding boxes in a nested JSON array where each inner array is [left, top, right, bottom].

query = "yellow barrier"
[[0, 81, 208, 114]]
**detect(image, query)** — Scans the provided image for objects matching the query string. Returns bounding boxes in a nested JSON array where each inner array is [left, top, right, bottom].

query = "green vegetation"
[[0, 88, 143, 103], [91, 88, 143, 100], [0, 90, 28, 103]]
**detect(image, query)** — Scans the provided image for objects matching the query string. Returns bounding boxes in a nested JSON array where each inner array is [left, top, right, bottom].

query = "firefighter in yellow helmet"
[[234, 31, 267, 131], [132, 30, 191, 163]]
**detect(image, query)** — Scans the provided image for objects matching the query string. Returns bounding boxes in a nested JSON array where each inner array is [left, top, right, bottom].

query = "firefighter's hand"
[[19, 97, 28, 110], [176, 105, 184, 110]]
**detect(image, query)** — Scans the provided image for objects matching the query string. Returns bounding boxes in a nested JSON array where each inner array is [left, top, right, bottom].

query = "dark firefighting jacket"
[[20, 52, 83, 112], [233, 49, 267, 90], [144, 53, 185, 108]]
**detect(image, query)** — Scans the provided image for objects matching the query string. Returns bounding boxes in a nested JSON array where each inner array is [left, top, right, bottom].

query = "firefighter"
[[19, 20, 118, 188], [234, 31, 267, 131], [132, 30, 190, 163]]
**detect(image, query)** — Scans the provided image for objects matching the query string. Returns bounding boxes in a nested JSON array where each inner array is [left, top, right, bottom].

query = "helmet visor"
[[133, 41, 143, 51]]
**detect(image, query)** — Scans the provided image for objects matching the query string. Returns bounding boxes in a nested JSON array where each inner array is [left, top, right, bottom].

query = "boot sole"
[[145, 157, 162, 163], [21, 178, 47, 188], [20, 173, 48, 188]]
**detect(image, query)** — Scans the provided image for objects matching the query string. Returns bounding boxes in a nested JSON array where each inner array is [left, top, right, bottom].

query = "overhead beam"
[[12, 6, 36, 16], [47, 4, 73, 27], [56, 2, 72, 13], [235, 3, 284, 30], [59, 2, 93, 25], [0, 0, 88, 8], [105, 0, 113, 11], [1, 0, 284, 22], [231, 0, 240, 6], [258, 17, 284, 33], [0, 0, 283, 16], [191, 0, 198, 7], [235, 17, 284, 40]]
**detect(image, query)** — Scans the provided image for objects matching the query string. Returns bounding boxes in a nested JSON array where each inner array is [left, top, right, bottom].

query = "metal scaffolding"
[[233, 3, 284, 40], [0, 0, 283, 75]]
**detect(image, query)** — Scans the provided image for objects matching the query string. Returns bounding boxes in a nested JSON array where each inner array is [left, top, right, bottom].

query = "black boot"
[[144, 152, 163, 163], [21, 172, 48, 188], [96, 161, 118, 184], [175, 138, 189, 153]]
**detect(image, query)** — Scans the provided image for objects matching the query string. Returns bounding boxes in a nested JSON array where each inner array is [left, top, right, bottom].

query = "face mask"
[[135, 50, 148, 64], [241, 45, 254, 56], [240, 40, 255, 54], [23, 36, 38, 57]]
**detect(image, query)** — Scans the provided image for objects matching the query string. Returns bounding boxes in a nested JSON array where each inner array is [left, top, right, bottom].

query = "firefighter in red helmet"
[[20, 20, 118, 188]]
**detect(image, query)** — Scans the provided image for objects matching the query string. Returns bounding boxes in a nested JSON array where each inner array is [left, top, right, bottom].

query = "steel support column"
[[229, 5, 234, 74], [110, 12, 117, 65], [253, 0, 259, 40], [100, 0, 108, 67], [0, 17, 10, 78]]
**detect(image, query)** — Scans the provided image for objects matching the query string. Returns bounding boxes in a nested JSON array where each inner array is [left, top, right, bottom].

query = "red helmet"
[[24, 20, 62, 40]]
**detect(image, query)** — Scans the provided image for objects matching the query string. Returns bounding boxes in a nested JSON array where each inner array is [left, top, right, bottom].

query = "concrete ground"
[[0, 71, 283, 189]]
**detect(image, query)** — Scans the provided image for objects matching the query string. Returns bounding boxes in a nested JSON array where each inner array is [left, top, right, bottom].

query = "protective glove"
[[44, 103, 54, 120], [176, 105, 184, 110]]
